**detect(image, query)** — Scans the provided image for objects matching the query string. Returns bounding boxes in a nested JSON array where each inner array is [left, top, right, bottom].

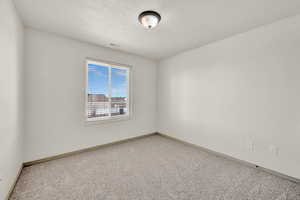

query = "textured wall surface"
[[24, 28, 157, 162], [158, 14, 300, 179], [0, 0, 24, 199]]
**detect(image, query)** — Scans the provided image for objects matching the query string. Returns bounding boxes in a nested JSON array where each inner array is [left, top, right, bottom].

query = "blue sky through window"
[[88, 64, 108, 95], [88, 63, 127, 97], [111, 67, 127, 98]]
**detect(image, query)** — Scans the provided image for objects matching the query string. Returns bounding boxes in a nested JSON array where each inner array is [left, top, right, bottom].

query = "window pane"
[[87, 64, 109, 118], [111, 102, 127, 116], [111, 67, 128, 116]]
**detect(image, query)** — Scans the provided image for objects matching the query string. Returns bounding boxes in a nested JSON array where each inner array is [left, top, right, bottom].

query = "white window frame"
[[85, 58, 132, 123]]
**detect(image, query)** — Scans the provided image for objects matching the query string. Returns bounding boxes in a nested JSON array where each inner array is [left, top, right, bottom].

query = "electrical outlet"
[[248, 141, 254, 152], [269, 145, 279, 156]]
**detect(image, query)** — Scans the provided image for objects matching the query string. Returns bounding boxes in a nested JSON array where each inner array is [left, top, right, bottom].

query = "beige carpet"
[[10, 135, 300, 200]]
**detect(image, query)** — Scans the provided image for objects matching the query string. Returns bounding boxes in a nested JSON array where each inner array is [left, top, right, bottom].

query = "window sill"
[[85, 115, 131, 125]]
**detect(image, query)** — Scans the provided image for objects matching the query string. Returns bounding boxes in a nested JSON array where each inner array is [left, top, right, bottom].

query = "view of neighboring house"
[[87, 94, 127, 118]]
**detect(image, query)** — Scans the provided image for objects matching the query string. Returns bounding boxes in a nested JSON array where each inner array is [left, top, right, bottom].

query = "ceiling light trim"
[[138, 10, 161, 29]]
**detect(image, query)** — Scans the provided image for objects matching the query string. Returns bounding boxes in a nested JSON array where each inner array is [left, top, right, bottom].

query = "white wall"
[[24, 28, 157, 162], [158, 15, 300, 179], [0, 0, 24, 199]]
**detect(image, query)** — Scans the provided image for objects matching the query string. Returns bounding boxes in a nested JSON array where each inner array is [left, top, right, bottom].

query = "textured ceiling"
[[13, 0, 300, 60]]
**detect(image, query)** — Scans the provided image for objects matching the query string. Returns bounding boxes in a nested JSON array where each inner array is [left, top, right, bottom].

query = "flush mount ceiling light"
[[138, 10, 161, 29]]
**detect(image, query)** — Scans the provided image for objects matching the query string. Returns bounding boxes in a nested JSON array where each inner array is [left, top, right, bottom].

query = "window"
[[86, 59, 130, 121]]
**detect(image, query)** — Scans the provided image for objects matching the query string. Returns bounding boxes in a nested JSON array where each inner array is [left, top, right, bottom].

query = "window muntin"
[[86, 59, 130, 121]]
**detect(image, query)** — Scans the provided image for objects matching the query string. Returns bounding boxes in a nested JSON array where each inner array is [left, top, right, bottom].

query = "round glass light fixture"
[[138, 10, 161, 29]]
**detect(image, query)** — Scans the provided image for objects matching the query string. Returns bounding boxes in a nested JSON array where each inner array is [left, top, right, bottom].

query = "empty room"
[[1, 0, 300, 199]]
